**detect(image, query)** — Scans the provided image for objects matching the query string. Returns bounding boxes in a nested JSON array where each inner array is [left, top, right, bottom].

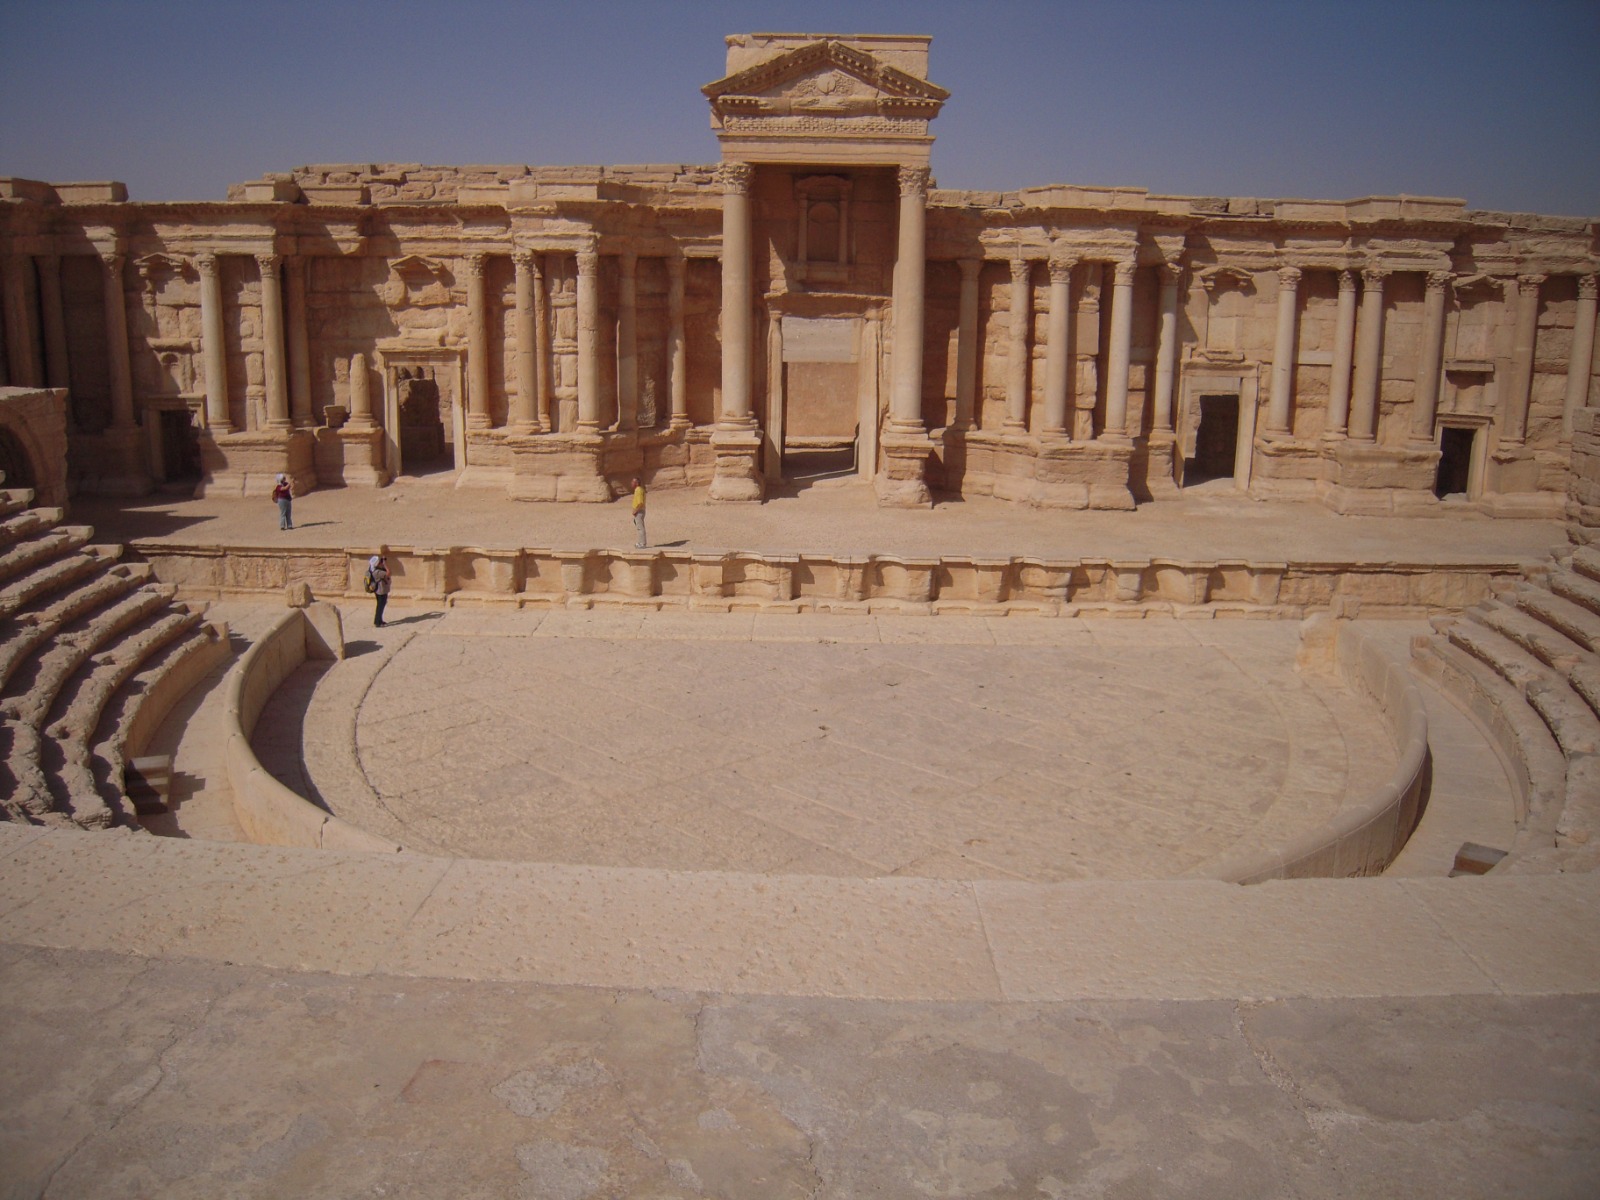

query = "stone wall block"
[[690, 553, 731, 598], [1110, 561, 1147, 603], [972, 558, 1012, 605]]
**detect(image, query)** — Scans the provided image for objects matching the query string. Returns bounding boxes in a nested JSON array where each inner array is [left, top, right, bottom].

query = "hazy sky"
[[2, 0, 1597, 215]]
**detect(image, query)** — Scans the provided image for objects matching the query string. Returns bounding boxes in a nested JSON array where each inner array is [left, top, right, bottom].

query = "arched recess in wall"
[[0, 424, 38, 494]]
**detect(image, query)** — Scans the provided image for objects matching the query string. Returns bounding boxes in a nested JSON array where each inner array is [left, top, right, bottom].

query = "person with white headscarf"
[[366, 554, 391, 627], [272, 473, 294, 530]]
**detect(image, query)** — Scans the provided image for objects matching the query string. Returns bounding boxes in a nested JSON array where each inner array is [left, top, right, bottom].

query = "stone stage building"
[[1, 32, 1596, 516]]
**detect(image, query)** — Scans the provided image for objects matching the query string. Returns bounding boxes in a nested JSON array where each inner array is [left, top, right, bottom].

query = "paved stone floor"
[[254, 610, 1393, 878]]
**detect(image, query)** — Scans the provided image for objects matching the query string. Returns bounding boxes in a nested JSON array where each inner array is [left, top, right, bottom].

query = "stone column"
[[1564, 275, 1599, 439], [1349, 267, 1388, 442], [1410, 270, 1451, 442], [576, 243, 602, 432], [464, 252, 491, 429], [1502, 273, 1544, 446], [2, 255, 42, 388], [1266, 266, 1302, 434], [1152, 263, 1181, 433], [616, 251, 638, 431], [1042, 256, 1075, 436], [511, 250, 539, 430], [1325, 269, 1358, 438], [667, 254, 689, 429], [533, 254, 553, 431], [38, 255, 71, 391], [100, 252, 135, 430], [888, 164, 930, 429], [348, 352, 375, 425], [197, 252, 232, 433], [286, 257, 313, 427], [256, 254, 290, 428], [1005, 257, 1031, 431], [954, 257, 980, 429], [718, 162, 755, 428], [1102, 260, 1137, 439]]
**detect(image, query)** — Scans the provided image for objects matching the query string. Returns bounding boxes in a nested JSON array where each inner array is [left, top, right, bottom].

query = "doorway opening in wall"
[[0, 427, 36, 494], [782, 439, 856, 484], [156, 409, 202, 491], [395, 369, 452, 479], [1185, 394, 1240, 483], [1435, 426, 1476, 499], [780, 357, 859, 488]]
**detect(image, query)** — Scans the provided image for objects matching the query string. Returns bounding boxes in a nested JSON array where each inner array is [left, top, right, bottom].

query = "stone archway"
[[0, 425, 36, 492]]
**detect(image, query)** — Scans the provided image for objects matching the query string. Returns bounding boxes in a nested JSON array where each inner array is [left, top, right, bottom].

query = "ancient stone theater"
[[0, 32, 1594, 518]]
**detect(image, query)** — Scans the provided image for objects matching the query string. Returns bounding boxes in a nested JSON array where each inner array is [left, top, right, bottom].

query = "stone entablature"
[[1, 31, 1596, 515]]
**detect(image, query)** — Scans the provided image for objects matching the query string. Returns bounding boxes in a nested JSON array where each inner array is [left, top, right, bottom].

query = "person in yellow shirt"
[[630, 477, 647, 549]]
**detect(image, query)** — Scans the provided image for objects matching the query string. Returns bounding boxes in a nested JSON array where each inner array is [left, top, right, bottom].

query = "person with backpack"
[[272, 474, 294, 530], [366, 555, 391, 627]]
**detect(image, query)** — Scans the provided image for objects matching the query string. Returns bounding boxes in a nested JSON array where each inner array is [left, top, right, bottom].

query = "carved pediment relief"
[[383, 254, 452, 308], [135, 253, 196, 289], [704, 39, 948, 125]]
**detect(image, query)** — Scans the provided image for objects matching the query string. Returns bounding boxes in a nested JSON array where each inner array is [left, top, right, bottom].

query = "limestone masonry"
[[0, 32, 1595, 518]]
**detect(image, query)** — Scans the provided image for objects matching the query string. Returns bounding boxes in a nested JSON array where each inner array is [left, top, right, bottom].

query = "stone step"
[[1550, 567, 1600, 618], [1572, 545, 1600, 584], [1443, 620, 1600, 758], [0, 509, 62, 552], [0, 528, 93, 594], [0, 551, 107, 621], [0, 490, 38, 518], [1470, 600, 1589, 675], [0, 717, 58, 824], [1515, 587, 1600, 654], [0, 567, 150, 695]]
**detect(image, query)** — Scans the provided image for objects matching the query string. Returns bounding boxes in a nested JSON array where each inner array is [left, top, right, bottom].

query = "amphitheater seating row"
[[0, 489, 227, 830], [1415, 543, 1600, 869]]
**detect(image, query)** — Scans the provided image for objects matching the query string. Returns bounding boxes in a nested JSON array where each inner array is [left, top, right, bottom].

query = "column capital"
[[1361, 266, 1389, 287], [576, 239, 599, 274], [1048, 257, 1077, 284], [719, 161, 754, 193], [1426, 269, 1452, 292], [1009, 257, 1032, 285], [1157, 261, 1184, 285], [1112, 259, 1137, 286], [958, 256, 982, 282], [1337, 268, 1358, 292], [254, 251, 281, 273], [1517, 272, 1547, 290], [99, 249, 125, 273], [897, 165, 931, 200], [463, 251, 487, 278], [512, 248, 536, 271], [195, 252, 220, 279], [1580, 274, 1599, 301], [1277, 265, 1302, 288]]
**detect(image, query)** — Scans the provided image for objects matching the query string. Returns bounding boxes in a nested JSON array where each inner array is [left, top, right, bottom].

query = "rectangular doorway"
[[1185, 394, 1240, 483], [1435, 426, 1476, 499]]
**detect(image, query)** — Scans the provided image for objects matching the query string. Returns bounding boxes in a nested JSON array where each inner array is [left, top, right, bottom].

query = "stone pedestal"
[[336, 425, 388, 487], [1133, 433, 1180, 501], [1032, 437, 1136, 510], [1319, 440, 1439, 515], [1249, 435, 1322, 500], [708, 426, 764, 502], [875, 427, 933, 508], [197, 429, 316, 498], [1481, 444, 1567, 518], [507, 433, 611, 502]]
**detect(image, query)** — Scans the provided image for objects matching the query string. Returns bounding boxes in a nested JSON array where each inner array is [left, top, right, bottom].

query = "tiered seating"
[[0, 489, 225, 830], [1414, 544, 1600, 869]]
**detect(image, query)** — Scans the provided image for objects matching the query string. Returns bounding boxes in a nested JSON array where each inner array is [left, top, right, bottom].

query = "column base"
[[1248, 435, 1322, 500], [875, 429, 933, 508], [312, 425, 389, 487], [708, 425, 764, 502], [1134, 432, 1181, 501]]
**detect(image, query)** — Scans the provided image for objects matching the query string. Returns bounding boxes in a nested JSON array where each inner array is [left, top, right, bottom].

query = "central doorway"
[[1186, 394, 1240, 483], [767, 315, 873, 487], [376, 347, 466, 481]]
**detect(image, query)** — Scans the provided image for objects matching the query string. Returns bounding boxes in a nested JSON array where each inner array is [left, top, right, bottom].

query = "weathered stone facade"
[[1, 32, 1595, 514]]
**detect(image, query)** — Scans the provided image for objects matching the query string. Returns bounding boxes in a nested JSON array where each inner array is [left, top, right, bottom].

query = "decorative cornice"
[[702, 39, 950, 105]]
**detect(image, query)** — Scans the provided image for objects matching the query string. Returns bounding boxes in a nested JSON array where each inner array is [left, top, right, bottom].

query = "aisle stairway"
[[1414, 544, 1600, 871], [0, 489, 228, 830]]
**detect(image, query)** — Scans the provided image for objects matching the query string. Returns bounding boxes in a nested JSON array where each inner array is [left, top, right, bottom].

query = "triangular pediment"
[[703, 39, 948, 109]]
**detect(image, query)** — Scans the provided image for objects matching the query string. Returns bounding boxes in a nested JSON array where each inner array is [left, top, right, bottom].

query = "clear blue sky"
[[2, 0, 1596, 216]]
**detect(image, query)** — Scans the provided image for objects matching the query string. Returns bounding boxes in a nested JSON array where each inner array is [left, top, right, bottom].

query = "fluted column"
[[1102, 260, 1137, 439], [1042, 256, 1075, 436], [286, 257, 313, 427], [1152, 263, 1181, 433], [616, 251, 638, 431], [1266, 266, 1302, 434], [1349, 268, 1388, 442], [533, 254, 553, 431], [1410, 270, 1451, 442], [718, 162, 755, 427], [197, 252, 231, 432], [1564, 275, 1598, 439], [576, 243, 602, 432], [464, 252, 490, 428], [1325, 269, 1358, 439], [511, 250, 539, 430], [38, 255, 70, 391], [348, 351, 374, 425], [256, 253, 290, 428], [100, 251, 135, 430], [1503, 273, 1544, 446], [1004, 257, 1031, 431], [888, 165, 930, 428], [2, 255, 41, 387], [667, 254, 689, 429], [954, 257, 980, 429]]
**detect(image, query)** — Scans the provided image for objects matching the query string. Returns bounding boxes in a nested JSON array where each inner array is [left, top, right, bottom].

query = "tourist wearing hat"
[[272, 474, 294, 530]]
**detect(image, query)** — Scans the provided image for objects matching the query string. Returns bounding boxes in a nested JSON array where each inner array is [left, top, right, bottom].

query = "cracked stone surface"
[[1, 943, 1594, 1199]]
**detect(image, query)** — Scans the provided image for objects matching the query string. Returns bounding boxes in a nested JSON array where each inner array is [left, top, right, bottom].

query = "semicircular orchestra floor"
[[257, 609, 1400, 881]]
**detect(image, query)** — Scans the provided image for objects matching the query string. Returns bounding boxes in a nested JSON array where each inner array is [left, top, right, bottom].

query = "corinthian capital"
[[195, 252, 220, 279], [1112, 259, 1137, 286], [255, 252, 281, 274], [1425, 270, 1452, 293], [1361, 266, 1389, 287], [1580, 274, 1599, 301], [1517, 272, 1547, 290], [1009, 257, 1031, 285], [897, 165, 931, 200], [463, 252, 487, 279], [1277, 266, 1302, 288], [719, 161, 754, 193], [1048, 256, 1077, 284]]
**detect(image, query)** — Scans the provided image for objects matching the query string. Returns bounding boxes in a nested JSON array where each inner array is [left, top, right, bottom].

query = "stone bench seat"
[[0, 717, 63, 826], [0, 527, 94, 589], [0, 489, 37, 520], [1550, 567, 1600, 617], [0, 549, 116, 622], [0, 508, 65, 552], [1571, 545, 1600, 583], [1471, 599, 1591, 675], [1514, 587, 1600, 654], [1444, 619, 1600, 758], [0, 565, 153, 694]]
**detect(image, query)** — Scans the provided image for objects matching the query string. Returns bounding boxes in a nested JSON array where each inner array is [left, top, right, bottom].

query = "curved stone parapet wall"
[[223, 608, 400, 853], [132, 541, 1523, 618], [1195, 621, 1431, 883]]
